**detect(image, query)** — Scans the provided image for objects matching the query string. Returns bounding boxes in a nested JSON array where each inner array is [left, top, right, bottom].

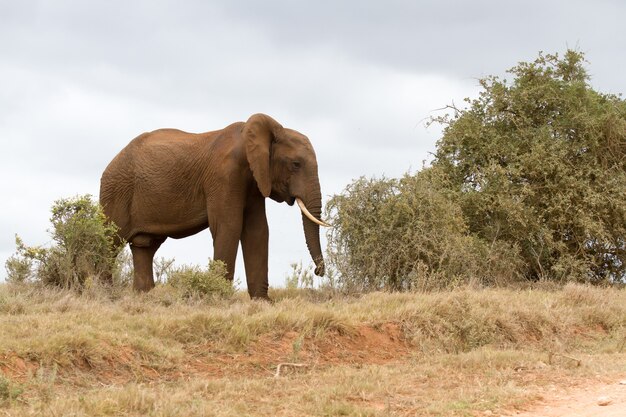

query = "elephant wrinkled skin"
[[99, 114, 326, 299]]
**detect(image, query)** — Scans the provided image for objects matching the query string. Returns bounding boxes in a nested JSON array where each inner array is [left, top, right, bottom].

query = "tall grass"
[[1, 283, 624, 371]]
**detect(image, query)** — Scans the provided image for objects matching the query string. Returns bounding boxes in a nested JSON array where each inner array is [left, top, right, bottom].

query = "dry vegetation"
[[1, 283, 625, 416]]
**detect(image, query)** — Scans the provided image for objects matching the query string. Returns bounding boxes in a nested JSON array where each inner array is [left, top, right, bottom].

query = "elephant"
[[99, 113, 330, 299]]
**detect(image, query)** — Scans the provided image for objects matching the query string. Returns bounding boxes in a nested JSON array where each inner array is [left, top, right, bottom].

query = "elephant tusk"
[[296, 198, 332, 228]]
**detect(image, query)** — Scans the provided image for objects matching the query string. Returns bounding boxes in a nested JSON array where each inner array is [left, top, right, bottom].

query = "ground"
[[502, 378, 626, 417], [0, 284, 625, 416]]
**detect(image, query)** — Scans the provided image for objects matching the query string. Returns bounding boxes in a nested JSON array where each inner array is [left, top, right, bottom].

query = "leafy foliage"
[[327, 50, 625, 290], [4, 245, 33, 284], [433, 50, 626, 282], [326, 168, 522, 291], [5, 195, 123, 288]]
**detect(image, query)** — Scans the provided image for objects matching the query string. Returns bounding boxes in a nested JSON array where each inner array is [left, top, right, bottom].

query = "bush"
[[5, 195, 123, 288], [327, 50, 625, 291], [168, 259, 234, 298], [4, 247, 33, 284], [432, 50, 626, 283], [326, 167, 523, 292]]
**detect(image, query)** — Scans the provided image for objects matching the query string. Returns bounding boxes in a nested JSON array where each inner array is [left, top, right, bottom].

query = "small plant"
[[154, 257, 176, 284], [168, 259, 234, 298], [5, 195, 123, 289], [284, 262, 314, 289], [291, 334, 305, 361], [0, 375, 22, 403]]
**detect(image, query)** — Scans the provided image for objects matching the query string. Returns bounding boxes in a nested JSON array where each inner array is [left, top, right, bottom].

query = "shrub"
[[432, 50, 626, 283], [4, 246, 33, 284], [5, 195, 123, 288], [326, 167, 523, 292], [327, 50, 625, 291], [168, 259, 234, 298]]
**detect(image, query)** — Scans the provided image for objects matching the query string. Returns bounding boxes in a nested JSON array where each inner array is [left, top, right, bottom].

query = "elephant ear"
[[243, 113, 283, 198]]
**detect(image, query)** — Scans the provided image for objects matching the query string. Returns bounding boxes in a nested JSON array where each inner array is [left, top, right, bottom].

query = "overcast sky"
[[1, 0, 625, 287]]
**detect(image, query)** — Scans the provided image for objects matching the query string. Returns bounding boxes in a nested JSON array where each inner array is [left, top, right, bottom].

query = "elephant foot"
[[133, 279, 155, 292], [250, 294, 273, 303]]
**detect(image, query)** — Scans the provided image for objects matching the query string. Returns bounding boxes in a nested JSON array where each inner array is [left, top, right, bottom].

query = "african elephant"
[[99, 114, 329, 299]]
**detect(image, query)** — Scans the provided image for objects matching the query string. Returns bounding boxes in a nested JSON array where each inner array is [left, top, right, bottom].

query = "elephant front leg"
[[209, 214, 243, 284], [241, 198, 270, 299]]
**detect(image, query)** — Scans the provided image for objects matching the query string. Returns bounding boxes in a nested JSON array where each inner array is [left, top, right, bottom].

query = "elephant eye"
[[292, 161, 302, 170]]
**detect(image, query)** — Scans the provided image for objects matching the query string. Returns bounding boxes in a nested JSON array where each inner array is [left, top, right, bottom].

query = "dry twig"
[[274, 363, 308, 378]]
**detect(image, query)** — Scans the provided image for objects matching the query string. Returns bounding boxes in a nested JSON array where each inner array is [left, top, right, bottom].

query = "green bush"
[[4, 247, 33, 284], [5, 195, 123, 288], [326, 167, 523, 291], [168, 259, 234, 298], [432, 50, 626, 283], [326, 50, 625, 291]]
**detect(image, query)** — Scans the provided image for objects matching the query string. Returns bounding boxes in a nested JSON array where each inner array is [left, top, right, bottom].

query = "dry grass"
[[0, 283, 625, 416]]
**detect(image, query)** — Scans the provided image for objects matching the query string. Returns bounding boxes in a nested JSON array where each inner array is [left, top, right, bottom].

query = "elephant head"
[[242, 113, 329, 276]]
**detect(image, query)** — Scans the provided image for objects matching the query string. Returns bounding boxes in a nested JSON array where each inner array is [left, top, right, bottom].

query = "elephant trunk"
[[301, 182, 325, 276]]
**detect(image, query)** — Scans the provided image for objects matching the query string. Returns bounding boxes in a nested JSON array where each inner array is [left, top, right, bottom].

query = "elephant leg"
[[130, 234, 165, 291], [241, 198, 269, 299], [209, 212, 243, 283]]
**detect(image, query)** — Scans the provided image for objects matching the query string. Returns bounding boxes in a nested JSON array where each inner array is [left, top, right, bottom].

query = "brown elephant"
[[99, 114, 329, 299]]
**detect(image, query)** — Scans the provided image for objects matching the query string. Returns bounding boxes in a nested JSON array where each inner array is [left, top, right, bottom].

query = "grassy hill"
[[1, 283, 625, 416]]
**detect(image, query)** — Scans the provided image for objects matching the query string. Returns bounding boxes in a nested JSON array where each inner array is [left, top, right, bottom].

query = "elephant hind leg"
[[130, 234, 166, 291]]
